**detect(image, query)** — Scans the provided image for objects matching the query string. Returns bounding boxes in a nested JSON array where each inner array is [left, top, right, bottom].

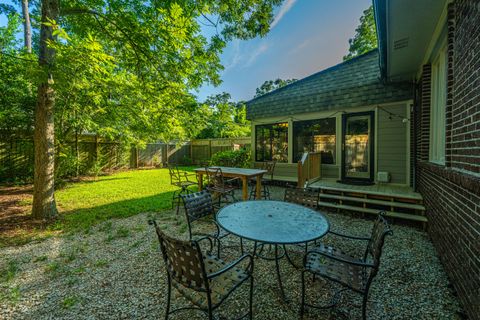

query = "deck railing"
[[297, 152, 322, 188]]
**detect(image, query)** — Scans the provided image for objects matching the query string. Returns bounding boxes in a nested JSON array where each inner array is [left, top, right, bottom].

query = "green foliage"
[[210, 149, 251, 168], [0, 260, 19, 283], [196, 93, 251, 139], [0, 13, 36, 133], [0, 0, 283, 182], [254, 78, 297, 98], [343, 5, 377, 61]]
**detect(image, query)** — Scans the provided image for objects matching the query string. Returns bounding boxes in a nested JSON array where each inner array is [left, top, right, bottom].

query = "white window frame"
[[429, 41, 447, 165]]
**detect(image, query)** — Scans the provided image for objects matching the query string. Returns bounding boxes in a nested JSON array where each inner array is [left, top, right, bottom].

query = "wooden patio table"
[[194, 166, 267, 200]]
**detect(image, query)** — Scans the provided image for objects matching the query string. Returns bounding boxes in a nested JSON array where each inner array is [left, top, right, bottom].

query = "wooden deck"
[[308, 179, 427, 226]]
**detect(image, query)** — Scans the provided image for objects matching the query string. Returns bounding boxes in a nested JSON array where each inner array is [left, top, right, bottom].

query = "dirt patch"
[[0, 185, 51, 246]]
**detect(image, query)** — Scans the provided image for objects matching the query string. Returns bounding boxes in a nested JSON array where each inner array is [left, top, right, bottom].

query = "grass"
[[0, 260, 19, 283], [0, 168, 195, 246], [52, 168, 195, 232]]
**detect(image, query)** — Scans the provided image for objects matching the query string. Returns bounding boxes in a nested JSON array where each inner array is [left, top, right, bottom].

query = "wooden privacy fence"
[[0, 134, 252, 182], [189, 137, 251, 164]]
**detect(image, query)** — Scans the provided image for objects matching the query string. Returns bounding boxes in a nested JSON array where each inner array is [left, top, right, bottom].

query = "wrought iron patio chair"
[[181, 190, 243, 257], [167, 163, 197, 215], [283, 186, 320, 209], [249, 161, 276, 200], [205, 167, 238, 208], [149, 220, 254, 320], [300, 212, 393, 320]]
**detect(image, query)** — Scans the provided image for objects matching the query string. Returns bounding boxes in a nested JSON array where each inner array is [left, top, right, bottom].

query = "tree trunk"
[[32, 0, 60, 220], [21, 0, 32, 53]]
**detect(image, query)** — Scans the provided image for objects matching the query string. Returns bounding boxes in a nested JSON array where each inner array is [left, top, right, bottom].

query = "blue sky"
[[0, 0, 372, 101]]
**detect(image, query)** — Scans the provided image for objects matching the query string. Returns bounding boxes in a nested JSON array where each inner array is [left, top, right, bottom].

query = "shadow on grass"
[[54, 191, 179, 233]]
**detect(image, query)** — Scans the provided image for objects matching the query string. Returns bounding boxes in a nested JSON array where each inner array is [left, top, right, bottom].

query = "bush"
[[210, 149, 251, 168]]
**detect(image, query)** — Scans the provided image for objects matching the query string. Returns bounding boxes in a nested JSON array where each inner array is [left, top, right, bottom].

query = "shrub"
[[210, 149, 251, 168]]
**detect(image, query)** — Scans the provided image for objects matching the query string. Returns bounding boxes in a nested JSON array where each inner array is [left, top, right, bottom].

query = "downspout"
[[412, 79, 419, 191]]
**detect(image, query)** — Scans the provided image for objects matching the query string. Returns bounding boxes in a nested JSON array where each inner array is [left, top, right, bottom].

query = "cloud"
[[289, 38, 313, 55], [245, 43, 269, 67], [223, 40, 242, 72], [270, 0, 297, 29]]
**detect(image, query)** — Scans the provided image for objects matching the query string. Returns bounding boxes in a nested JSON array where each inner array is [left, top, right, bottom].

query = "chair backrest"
[[151, 221, 209, 292], [263, 161, 276, 180], [182, 190, 215, 224], [284, 187, 319, 209], [364, 213, 392, 279], [205, 167, 225, 189], [167, 163, 181, 184]]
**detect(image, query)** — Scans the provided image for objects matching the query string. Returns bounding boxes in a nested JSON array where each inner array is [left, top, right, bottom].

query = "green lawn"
[[54, 168, 195, 231]]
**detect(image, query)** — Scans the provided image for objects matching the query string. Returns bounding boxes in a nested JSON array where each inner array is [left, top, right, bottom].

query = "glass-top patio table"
[[216, 200, 330, 301]]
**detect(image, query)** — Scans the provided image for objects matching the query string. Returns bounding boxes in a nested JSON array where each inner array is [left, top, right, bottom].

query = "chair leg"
[[171, 190, 177, 209], [165, 277, 171, 320], [249, 275, 254, 319], [362, 291, 368, 320], [300, 271, 306, 319]]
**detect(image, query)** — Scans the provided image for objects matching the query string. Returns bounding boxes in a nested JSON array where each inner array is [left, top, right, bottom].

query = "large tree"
[[254, 78, 297, 98], [343, 5, 377, 61], [196, 93, 250, 139], [24, 0, 284, 219]]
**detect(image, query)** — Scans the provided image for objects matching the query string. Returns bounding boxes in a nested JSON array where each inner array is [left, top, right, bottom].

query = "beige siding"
[[377, 104, 408, 184]]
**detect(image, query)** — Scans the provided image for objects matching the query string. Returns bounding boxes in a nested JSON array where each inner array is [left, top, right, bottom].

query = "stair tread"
[[318, 193, 425, 210], [310, 185, 423, 200], [317, 201, 428, 223]]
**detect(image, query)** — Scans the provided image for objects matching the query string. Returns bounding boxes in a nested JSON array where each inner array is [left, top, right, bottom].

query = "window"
[[293, 118, 336, 164], [429, 43, 447, 164], [255, 122, 288, 162]]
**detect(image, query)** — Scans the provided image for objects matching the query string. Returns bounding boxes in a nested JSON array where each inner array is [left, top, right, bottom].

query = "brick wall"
[[415, 1, 480, 319]]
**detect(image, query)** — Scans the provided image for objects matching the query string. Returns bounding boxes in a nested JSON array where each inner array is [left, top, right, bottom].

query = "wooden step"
[[317, 201, 428, 223], [318, 193, 425, 211], [313, 185, 423, 201]]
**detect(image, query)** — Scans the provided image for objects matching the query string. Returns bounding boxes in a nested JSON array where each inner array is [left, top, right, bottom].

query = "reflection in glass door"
[[341, 112, 374, 182]]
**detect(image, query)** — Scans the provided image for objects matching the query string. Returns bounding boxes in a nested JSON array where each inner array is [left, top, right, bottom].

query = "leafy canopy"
[[343, 5, 377, 61], [196, 92, 250, 139], [254, 78, 297, 98], [1, 0, 283, 145]]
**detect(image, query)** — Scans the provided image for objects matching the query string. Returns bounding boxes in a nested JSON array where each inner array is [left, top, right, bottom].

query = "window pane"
[[255, 122, 288, 162], [293, 118, 336, 164]]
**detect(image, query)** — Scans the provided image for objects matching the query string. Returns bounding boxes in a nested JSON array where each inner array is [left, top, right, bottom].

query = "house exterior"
[[246, 50, 413, 185], [246, 0, 479, 318], [374, 0, 480, 318]]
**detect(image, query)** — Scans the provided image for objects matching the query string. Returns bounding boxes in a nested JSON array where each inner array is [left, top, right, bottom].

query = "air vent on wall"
[[393, 37, 409, 50]]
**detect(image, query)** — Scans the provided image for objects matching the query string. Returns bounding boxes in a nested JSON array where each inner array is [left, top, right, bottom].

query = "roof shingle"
[[246, 50, 413, 120]]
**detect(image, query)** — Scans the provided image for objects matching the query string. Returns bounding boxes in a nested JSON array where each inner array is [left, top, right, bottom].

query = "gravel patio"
[[0, 186, 462, 319]]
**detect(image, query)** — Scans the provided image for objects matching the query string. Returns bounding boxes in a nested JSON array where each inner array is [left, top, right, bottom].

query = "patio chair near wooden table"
[[149, 220, 254, 320], [204, 167, 239, 208], [249, 161, 276, 200], [181, 190, 243, 257], [300, 212, 393, 320], [167, 163, 197, 215]]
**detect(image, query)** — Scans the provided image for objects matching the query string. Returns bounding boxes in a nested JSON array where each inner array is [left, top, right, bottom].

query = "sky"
[[0, 0, 372, 102]]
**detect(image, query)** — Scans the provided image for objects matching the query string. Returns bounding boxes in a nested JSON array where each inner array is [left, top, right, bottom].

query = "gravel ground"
[[0, 187, 463, 320]]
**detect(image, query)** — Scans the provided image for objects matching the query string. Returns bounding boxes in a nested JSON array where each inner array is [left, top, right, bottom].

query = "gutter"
[[373, 0, 388, 81]]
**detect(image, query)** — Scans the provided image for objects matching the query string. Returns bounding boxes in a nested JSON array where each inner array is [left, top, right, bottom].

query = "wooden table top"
[[194, 166, 267, 177]]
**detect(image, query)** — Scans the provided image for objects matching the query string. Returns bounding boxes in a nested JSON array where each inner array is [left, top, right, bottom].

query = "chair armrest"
[[304, 249, 374, 268], [181, 171, 197, 182], [328, 230, 371, 241], [194, 235, 214, 253], [207, 254, 254, 279]]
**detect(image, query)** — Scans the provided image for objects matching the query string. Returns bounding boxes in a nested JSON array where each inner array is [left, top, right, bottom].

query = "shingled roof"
[[246, 50, 413, 120]]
